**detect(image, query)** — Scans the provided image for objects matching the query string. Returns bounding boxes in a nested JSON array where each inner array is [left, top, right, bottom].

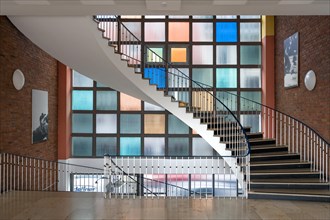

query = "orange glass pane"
[[171, 48, 187, 63], [144, 114, 165, 134], [120, 93, 141, 111], [169, 22, 189, 42]]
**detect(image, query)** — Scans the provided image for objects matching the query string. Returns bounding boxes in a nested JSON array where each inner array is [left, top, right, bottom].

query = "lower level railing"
[[0, 152, 246, 199]]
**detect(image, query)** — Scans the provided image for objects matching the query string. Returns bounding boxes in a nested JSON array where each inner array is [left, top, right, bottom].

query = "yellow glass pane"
[[120, 93, 141, 111], [192, 91, 214, 111], [144, 114, 165, 134], [169, 22, 189, 42], [171, 48, 187, 63]]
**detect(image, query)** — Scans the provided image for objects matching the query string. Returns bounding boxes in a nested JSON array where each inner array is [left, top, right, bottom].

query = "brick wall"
[[275, 16, 330, 142], [0, 16, 58, 161]]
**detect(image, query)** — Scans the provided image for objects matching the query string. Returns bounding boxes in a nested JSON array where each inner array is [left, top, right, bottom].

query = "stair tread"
[[251, 178, 327, 183], [251, 145, 288, 149], [250, 168, 312, 173], [249, 188, 330, 196], [251, 153, 299, 158], [249, 138, 275, 142], [251, 159, 308, 165], [250, 151, 290, 156], [250, 181, 330, 185], [251, 171, 319, 176]]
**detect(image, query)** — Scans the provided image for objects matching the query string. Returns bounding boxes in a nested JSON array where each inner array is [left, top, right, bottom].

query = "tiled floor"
[[0, 191, 329, 220]]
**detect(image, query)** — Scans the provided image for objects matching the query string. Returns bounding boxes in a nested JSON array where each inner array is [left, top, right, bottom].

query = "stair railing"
[[94, 15, 250, 158], [216, 91, 330, 182]]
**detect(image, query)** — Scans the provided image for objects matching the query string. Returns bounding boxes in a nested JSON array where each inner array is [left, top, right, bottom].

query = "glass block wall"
[[71, 15, 262, 158]]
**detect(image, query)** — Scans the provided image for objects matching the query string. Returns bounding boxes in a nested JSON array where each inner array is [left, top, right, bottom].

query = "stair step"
[[250, 146, 288, 154], [250, 181, 330, 190], [248, 191, 330, 202], [251, 178, 327, 183], [251, 168, 312, 173], [251, 158, 302, 164], [251, 153, 300, 162], [250, 172, 320, 179], [249, 138, 276, 146], [250, 161, 311, 170]]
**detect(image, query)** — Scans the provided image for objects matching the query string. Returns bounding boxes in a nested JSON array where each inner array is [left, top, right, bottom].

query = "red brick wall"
[[0, 16, 58, 161], [275, 16, 330, 142]]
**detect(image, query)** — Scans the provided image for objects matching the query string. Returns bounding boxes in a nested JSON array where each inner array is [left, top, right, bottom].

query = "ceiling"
[[1, 0, 329, 15]]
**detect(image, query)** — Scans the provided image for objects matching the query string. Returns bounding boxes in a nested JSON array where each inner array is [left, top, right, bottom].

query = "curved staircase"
[[8, 15, 329, 201]]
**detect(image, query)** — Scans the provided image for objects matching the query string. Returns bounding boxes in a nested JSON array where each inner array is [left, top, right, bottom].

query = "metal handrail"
[[94, 15, 251, 158]]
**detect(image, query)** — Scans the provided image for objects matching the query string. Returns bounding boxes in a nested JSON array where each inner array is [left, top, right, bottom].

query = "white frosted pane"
[[193, 23, 213, 42], [96, 114, 117, 134], [216, 46, 237, 65], [73, 70, 93, 87], [122, 22, 141, 39], [144, 102, 164, 111], [144, 22, 165, 42], [240, 68, 261, 88], [240, 23, 261, 42], [192, 45, 213, 65]]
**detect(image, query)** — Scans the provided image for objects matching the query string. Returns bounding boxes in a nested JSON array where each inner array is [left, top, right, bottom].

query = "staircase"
[[94, 15, 329, 202], [7, 16, 329, 201]]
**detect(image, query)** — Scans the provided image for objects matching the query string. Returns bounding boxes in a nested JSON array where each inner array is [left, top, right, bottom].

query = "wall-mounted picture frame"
[[32, 89, 48, 144], [284, 32, 299, 88]]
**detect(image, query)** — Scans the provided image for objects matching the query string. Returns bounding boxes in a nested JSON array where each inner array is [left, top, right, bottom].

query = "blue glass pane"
[[144, 137, 165, 156], [72, 137, 92, 157], [120, 137, 141, 156], [72, 114, 93, 133], [216, 68, 237, 88], [216, 22, 237, 42], [144, 68, 166, 89], [168, 138, 189, 156], [120, 114, 141, 134], [168, 115, 189, 134], [72, 90, 93, 110], [96, 91, 117, 110], [96, 137, 117, 157]]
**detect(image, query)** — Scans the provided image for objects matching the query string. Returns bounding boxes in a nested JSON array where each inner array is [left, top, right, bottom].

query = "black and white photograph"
[[32, 89, 48, 144], [284, 32, 299, 88]]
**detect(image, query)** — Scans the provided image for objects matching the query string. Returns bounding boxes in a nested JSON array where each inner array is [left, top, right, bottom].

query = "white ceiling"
[[1, 0, 329, 15]]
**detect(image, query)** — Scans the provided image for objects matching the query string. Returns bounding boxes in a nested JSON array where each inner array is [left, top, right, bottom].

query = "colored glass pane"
[[216, 68, 237, 88], [72, 137, 92, 157], [144, 114, 165, 134], [192, 23, 213, 42], [96, 114, 117, 134], [240, 68, 261, 88], [168, 68, 189, 88], [122, 22, 141, 39], [144, 102, 164, 111], [146, 47, 163, 62], [144, 22, 165, 41], [216, 45, 237, 65], [144, 137, 165, 156], [192, 138, 214, 156], [168, 114, 189, 134], [73, 70, 93, 87], [120, 114, 141, 134], [168, 22, 189, 42], [96, 137, 117, 156], [72, 90, 93, 110], [72, 114, 93, 133], [240, 45, 261, 65], [216, 22, 237, 42], [120, 137, 141, 156], [96, 91, 117, 110], [144, 68, 166, 89], [216, 91, 237, 111], [170, 48, 187, 63], [168, 138, 189, 156], [120, 93, 141, 111], [192, 45, 213, 65], [240, 23, 260, 42], [192, 68, 213, 88]]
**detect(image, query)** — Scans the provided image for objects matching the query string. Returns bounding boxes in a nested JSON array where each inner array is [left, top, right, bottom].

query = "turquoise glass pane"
[[120, 114, 141, 134], [120, 137, 141, 156], [216, 22, 237, 42], [216, 91, 237, 111], [96, 82, 108, 87], [73, 70, 93, 87], [216, 68, 237, 88], [144, 68, 166, 89], [168, 114, 189, 134], [240, 45, 261, 65], [96, 114, 117, 134], [144, 137, 165, 156], [96, 137, 117, 156], [96, 91, 117, 110], [168, 138, 189, 156], [240, 92, 261, 111], [192, 68, 213, 88], [72, 90, 93, 110], [192, 138, 214, 156], [72, 137, 92, 157], [72, 114, 93, 133]]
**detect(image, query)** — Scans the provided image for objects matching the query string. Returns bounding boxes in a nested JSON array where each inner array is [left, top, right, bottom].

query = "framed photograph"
[[32, 89, 48, 144], [284, 32, 299, 88]]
